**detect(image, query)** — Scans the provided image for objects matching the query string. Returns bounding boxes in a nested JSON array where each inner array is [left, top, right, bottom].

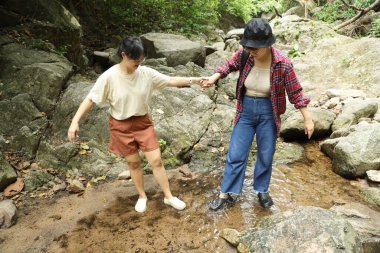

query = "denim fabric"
[[221, 95, 277, 194]]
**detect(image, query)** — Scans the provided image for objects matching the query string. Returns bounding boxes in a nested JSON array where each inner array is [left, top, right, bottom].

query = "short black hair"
[[117, 36, 145, 60]]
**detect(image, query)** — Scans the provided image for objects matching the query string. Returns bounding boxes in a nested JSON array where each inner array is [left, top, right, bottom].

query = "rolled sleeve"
[[284, 62, 310, 109]]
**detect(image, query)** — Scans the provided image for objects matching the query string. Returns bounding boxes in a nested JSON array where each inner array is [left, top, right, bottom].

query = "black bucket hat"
[[240, 18, 276, 48]]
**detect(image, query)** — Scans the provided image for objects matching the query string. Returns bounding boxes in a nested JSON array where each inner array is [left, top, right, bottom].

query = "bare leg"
[[125, 153, 146, 198], [144, 148, 173, 199]]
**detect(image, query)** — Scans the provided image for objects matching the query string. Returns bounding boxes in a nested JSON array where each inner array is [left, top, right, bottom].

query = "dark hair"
[[117, 36, 145, 60]]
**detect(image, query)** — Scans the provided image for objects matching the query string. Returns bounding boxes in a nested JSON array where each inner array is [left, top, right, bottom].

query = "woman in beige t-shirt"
[[68, 36, 204, 213]]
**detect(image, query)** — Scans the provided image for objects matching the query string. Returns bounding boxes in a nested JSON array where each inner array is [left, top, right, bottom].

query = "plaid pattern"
[[216, 47, 310, 135]]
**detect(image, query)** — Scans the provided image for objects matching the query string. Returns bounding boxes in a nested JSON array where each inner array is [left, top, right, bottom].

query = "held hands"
[[200, 73, 221, 88], [190, 77, 208, 86], [200, 77, 217, 88], [190, 73, 221, 88]]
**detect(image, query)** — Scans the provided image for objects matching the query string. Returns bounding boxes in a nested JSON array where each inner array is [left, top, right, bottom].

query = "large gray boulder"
[[320, 121, 380, 178], [238, 206, 363, 253], [292, 36, 380, 99], [0, 41, 73, 159], [141, 33, 206, 67], [0, 152, 17, 191], [331, 202, 380, 252], [0, 42, 73, 114], [0, 0, 84, 66], [332, 99, 378, 132], [280, 108, 336, 141]]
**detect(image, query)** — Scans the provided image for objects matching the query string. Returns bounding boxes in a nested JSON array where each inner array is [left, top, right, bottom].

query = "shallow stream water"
[[59, 141, 368, 253]]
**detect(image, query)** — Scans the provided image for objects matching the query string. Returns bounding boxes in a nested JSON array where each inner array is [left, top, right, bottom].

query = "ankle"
[[219, 192, 228, 199]]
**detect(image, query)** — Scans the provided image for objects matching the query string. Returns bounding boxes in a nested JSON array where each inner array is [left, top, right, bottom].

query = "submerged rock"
[[238, 206, 363, 253]]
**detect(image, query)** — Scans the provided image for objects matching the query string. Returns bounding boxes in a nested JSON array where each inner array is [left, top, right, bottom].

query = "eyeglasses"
[[128, 57, 145, 64]]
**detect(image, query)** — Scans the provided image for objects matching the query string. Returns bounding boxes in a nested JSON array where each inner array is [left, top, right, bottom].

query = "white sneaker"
[[164, 197, 186, 210], [135, 198, 147, 213]]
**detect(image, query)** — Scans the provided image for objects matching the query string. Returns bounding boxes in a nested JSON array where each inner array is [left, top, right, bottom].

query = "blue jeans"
[[221, 95, 277, 194]]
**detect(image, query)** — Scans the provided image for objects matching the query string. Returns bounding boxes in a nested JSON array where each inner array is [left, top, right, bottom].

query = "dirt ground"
[[0, 169, 244, 253]]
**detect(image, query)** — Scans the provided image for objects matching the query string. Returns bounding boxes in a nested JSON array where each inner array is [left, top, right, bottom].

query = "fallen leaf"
[[4, 178, 24, 197], [79, 150, 87, 155], [78, 176, 86, 181], [223, 95, 229, 100], [193, 143, 204, 149], [90, 175, 106, 183], [80, 144, 90, 150], [24, 28, 34, 37]]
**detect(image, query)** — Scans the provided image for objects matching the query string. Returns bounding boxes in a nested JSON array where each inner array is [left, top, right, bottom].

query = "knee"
[[150, 158, 163, 169], [128, 161, 141, 170]]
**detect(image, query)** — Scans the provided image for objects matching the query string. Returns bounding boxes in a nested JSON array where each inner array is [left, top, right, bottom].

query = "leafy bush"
[[222, 0, 254, 21], [104, 0, 220, 35]]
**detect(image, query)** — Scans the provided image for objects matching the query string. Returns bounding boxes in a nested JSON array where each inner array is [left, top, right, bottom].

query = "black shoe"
[[258, 192, 274, 209], [210, 195, 235, 211]]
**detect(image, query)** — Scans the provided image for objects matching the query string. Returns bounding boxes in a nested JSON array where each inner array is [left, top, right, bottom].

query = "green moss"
[[163, 156, 181, 168]]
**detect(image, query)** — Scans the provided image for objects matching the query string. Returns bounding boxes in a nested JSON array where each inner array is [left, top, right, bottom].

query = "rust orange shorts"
[[108, 114, 159, 156]]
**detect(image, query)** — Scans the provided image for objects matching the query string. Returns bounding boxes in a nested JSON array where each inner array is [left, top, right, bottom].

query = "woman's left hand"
[[304, 118, 314, 139], [192, 77, 208, 85]]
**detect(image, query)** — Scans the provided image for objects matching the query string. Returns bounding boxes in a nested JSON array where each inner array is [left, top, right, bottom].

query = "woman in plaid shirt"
[[202, 18, 314, 210]]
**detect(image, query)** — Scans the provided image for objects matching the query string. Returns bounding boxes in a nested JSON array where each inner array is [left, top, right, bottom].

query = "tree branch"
[[340, 0, 362, 11], [334, 0, 380, 30]]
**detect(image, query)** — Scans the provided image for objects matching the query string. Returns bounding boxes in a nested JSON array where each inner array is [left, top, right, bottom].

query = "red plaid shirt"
[[216, 47, 310, 135]]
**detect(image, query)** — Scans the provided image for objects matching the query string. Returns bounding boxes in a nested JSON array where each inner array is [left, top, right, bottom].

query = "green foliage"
[[103, 0, 220, 35], [288, 44, 304, 58], [222, 0, 254, 21], [251, 0, 282, 17], [158, 138, 167, 151], [369, 19, 380, 37], [315, 0, 376, 23]]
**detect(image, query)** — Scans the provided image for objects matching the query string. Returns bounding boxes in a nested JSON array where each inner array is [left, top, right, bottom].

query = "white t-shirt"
[[87, 64, 170, 120], [244, 66, 271, 97]]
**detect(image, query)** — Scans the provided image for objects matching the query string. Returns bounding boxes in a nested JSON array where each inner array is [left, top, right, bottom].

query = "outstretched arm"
[[167, 76, 206, 87], [68, 98, 95, 143]]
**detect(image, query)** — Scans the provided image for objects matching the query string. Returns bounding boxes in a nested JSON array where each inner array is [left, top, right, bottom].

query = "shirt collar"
[[271, 47, 286, 64]]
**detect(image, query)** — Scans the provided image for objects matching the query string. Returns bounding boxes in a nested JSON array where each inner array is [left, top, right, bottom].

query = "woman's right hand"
[[68, 121, 79, 143]]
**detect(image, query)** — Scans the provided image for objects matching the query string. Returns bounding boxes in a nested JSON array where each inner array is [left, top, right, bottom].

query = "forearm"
[[72, 98, 95, 123], [299, 107, 312, 121], [210, 72, 223, 83], [167, 77, 194, 87]]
